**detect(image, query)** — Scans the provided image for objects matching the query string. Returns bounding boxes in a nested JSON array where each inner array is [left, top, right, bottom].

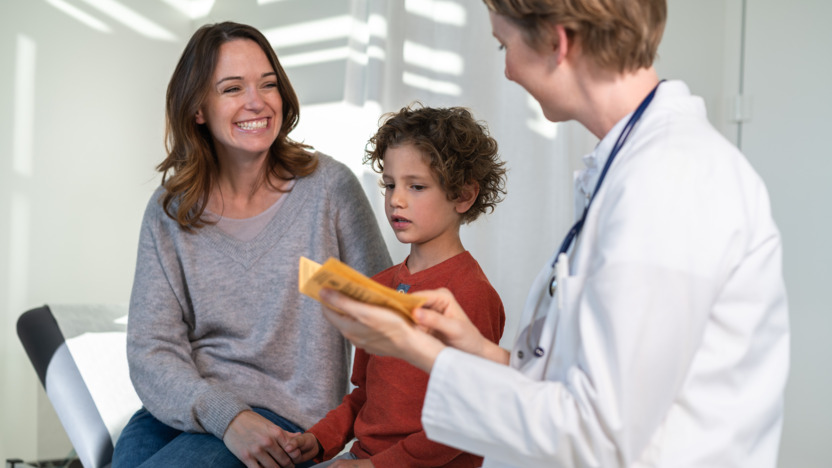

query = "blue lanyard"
[[551, 80, 664, 272]]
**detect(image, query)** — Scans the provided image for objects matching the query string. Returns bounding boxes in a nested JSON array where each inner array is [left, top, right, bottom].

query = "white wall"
[[0, 0, 189, 462], [1, 0, 829, 466], [740, 2, 832, 466]]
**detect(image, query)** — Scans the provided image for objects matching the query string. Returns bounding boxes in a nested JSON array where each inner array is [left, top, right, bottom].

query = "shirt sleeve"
[[126, 204, 249, 438], [307, 349, 369, 460]]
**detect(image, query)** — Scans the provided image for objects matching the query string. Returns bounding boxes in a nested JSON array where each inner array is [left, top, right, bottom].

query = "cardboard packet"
[[299, 257, 424, 322]]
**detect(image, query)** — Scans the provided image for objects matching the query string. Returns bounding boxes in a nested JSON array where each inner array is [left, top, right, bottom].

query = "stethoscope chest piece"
[[549, 276, 557, 297]]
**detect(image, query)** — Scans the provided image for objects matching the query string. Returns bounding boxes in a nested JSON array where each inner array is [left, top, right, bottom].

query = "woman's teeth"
[[237, 119, 267, 130]]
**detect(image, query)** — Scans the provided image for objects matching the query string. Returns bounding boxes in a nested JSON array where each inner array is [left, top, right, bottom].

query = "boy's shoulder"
[[444, 252, 498, 295]]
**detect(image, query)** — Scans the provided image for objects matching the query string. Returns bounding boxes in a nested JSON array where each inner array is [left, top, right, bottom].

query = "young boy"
[[289, 103, 508, 467]]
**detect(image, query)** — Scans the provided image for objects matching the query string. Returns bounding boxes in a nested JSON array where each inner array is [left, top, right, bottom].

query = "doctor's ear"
[[549, 24, 570, 65], [195, 109, 206, 124], [454, 183, 479, 214]]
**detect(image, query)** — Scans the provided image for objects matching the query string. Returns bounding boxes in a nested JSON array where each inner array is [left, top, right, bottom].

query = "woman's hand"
[[222, 410, 299, 468], [280, 432, 321, 463], [319, 289, 445, 372]]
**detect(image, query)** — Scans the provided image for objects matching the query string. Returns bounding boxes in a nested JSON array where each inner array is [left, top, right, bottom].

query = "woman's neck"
[[209, 150, 286, 219], [573, 66, 661, 139]]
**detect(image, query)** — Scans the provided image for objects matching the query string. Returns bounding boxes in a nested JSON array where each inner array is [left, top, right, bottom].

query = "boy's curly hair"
[[364, 103, 507, 224]]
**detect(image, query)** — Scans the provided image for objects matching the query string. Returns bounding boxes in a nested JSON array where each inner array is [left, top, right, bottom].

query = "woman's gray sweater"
[[127, 153, 391, 438]]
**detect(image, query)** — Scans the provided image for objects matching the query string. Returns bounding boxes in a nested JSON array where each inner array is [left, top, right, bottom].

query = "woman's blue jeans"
[[112, 407, 315, 467]]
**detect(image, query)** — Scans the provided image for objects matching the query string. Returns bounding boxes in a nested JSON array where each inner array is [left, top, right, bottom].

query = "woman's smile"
[[236, 117, 269, 131]]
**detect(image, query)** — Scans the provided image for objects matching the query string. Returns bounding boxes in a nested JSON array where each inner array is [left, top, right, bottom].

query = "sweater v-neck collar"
[[200, 165, 315, 270]]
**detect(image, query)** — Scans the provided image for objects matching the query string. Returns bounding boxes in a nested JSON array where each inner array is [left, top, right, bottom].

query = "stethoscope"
[[525, 80, 665, 359]]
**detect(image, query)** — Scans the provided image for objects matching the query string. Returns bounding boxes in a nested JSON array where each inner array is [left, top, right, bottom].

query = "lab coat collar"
[[574, 80, 691, 212]]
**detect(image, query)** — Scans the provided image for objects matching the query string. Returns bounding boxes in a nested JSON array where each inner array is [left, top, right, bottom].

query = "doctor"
[[312, 0, 790, 466]]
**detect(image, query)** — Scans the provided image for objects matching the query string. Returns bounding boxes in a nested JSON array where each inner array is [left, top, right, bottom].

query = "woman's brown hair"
[[483, 0, 666, 73], [158, 21, 317, 230]]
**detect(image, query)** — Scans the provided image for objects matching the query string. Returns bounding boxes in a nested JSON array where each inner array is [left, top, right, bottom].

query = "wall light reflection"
[[405, 0, 467, 26], [402, 71, 461, 96], [278, 46, 386, 69], [266, 14, 389, 68], [9, 192, 31, 319], [78, 0, 177, 41], [368, 14, 388, 39], [403, 40, 463, 75], [279, 47, 351, 68], [13, 35, 36, 178], [264, 15, 355, 49], [45, 0, 112, 33], [159, 0, 215, 19]]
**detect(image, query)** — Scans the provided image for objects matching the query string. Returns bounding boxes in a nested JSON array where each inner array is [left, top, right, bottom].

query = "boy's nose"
[[389, 189, 406, 208]]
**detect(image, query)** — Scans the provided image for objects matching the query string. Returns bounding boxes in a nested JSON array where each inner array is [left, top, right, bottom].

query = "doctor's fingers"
[[413, 290, 487, 355], [318, 300, 387, 345], [414, 305, 480, 347], [413, 288, 462, 314], [320, 297, 414, 357], [320, 289, 409, 329]]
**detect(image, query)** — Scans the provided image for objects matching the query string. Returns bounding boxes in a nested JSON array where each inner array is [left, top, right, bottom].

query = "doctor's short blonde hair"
[[483, 0, 666, 73]]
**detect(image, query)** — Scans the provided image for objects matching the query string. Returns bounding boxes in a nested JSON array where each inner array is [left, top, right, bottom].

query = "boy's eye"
[[411, 185, 426, 191]]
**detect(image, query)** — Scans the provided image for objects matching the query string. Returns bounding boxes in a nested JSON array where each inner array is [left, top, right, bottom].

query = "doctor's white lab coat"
[[420, 81, 790, 468]]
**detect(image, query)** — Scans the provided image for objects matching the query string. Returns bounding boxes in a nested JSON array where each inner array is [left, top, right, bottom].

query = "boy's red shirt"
[[307, 251, 505, 467]]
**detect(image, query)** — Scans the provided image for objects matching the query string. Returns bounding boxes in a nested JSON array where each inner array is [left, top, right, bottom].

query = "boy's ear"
[[454, 182, 479, 214]]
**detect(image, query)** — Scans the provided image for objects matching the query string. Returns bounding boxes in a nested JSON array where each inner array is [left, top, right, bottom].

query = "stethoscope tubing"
[[526, 80, 666, 359]]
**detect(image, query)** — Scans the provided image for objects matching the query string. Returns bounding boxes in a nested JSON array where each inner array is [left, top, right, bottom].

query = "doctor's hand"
[[319, 289, 445, 372], [223, 410, 298, 468], [413, 288, 510, 365]]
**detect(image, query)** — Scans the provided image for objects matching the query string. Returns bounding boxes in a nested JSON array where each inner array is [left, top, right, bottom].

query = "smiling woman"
[[196, 40, 284, 168], [110, 21, 392, 468], [157, 21, 313, 228]]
